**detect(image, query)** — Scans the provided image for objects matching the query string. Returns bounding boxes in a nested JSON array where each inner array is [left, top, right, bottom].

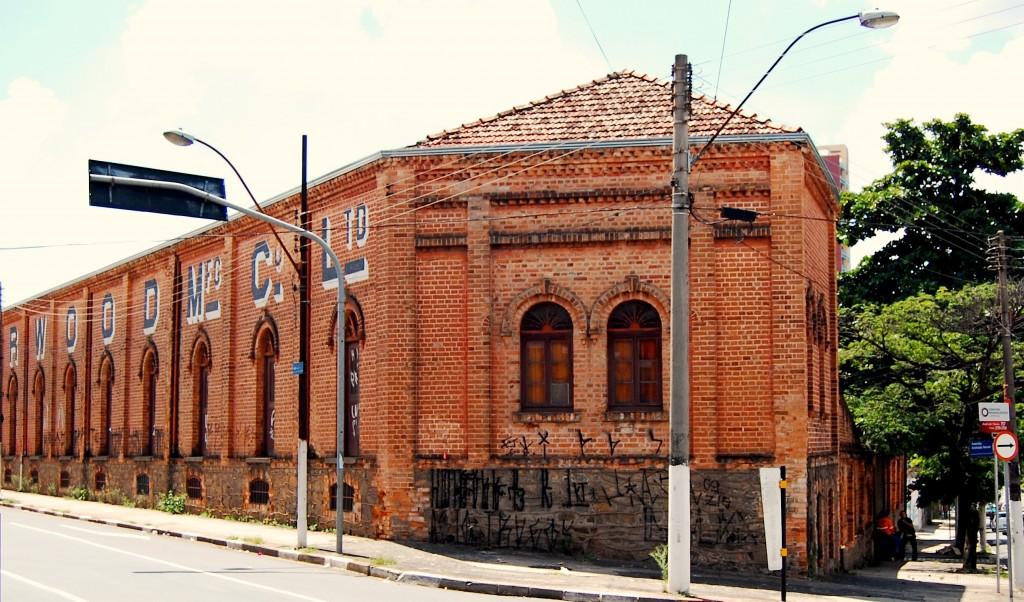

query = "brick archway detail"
[[187, 329, 212, 372], [500, 278, 588, 337], [248, 312, 280, 360], [326, 294, 366, 348], [588, 274, 670, 336], [137, 340, 159, 380]]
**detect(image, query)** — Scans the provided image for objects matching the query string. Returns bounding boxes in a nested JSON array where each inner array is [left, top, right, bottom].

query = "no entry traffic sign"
[[994, 431, 1019, 462]]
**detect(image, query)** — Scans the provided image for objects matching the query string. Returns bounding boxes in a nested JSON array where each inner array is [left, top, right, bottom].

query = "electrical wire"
[[713, 0, 733, 102], [575, 0, 612, 72]]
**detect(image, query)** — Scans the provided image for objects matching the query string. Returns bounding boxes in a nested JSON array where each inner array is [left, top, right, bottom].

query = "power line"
[[713, 0, 733, 102], [575, 0, 612, 72]]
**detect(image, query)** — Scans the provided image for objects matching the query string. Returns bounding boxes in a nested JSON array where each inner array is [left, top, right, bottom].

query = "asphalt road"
[[0, 507, 545, 602]]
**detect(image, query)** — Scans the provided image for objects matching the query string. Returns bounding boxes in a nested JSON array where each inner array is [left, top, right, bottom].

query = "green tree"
[[841, 284, 1024, 568], [840, 114, 1024, 307]]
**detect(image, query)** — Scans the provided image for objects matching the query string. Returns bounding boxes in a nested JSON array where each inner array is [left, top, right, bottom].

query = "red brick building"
[[1, 71, 903, 575]]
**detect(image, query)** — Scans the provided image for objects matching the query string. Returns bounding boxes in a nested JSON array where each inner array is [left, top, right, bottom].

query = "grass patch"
[[242, 536, 264, 545], [370, 556, 397, 567]]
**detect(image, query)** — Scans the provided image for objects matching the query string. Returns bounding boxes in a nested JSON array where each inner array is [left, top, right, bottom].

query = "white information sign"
[[980, 402, 1011, 423]]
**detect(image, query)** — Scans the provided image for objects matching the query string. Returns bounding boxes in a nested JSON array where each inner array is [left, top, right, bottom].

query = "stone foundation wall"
[[416, 465, 768, 568]]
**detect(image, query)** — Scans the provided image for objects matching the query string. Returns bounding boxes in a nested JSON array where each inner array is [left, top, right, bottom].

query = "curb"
[[0, 499, 687, 602]]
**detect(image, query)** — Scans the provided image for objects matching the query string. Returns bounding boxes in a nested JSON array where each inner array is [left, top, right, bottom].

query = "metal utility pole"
[[296, 135, 311, 548], [668, 53, 692, 595], [994, 230, 1024, 590]]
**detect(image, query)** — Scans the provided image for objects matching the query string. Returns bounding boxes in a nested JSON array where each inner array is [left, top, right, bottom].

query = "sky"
[[1, 0, 1022, 304]]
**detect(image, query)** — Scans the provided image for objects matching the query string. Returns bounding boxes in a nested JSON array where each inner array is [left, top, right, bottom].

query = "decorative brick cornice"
[[487, 187, 669, 205], [491, 227, 670, 247], [415, 234, 467, 248]]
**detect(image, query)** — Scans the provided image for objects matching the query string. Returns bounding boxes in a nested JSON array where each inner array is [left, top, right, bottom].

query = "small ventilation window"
[[59, 471, 71, 489], [249, 479, 270, 505], [329, 483, 336, 511], [29, 469, 39, 485], [3, 469, 11, 484], [186, 476, 203, 500], [136, 474, 150, 496], [95, 472, 106, 491], [331, 482, 354, 512]]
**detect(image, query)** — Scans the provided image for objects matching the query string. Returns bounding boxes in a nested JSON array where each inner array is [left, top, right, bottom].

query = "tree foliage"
[[840, 114, 1024, 307], [841, 284, 1024, 507]]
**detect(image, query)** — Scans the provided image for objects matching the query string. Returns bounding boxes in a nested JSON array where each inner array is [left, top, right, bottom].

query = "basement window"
[[136, 473, 150, 496], [249, 479, 270, 505], [186, 476, 203, 500], [59, 471, 71, 489]]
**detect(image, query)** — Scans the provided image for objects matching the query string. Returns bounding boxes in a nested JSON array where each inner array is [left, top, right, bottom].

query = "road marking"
[[11, 522, 330, 602], [1, 568, 91, 601], [61, 523, 150, 539]]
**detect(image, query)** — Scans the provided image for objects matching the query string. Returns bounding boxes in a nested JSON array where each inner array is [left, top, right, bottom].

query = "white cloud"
[[0, 0, 604, 303], [839, 1, 1024, 194]]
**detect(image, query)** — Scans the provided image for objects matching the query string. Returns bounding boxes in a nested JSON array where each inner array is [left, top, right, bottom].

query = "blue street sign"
[[970, 438, 993, 458], [292, 361, 304, 376]]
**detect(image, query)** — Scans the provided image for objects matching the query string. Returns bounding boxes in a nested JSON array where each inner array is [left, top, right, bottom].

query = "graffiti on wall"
[[427, 468, 668, 554], [425, 468, 764, 561]]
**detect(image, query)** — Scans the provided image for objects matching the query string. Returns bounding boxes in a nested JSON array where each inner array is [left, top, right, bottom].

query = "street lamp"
[[163, 131, 347, 554], [667, 10, 898, 596]]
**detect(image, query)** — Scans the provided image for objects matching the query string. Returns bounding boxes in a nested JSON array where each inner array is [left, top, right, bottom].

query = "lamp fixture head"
[[163, 130, 196, 147], [858, 10, 900, 29]]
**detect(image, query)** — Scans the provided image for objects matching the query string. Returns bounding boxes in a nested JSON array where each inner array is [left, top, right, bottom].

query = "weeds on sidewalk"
[[371, 556, 397, 567], [650, 544, 668, 581]]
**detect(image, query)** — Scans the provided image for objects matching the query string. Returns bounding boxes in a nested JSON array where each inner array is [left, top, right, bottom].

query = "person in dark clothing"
[[898, 510, 918, 561]]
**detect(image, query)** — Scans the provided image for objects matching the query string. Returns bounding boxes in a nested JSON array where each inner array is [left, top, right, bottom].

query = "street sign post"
[[995, 431, 1020, 463]]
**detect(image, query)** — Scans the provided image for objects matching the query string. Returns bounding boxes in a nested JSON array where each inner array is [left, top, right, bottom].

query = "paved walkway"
[[0, 488, 1013, 601]]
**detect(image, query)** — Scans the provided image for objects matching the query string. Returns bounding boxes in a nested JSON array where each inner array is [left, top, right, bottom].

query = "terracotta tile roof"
[[415, 71, 799, 148]]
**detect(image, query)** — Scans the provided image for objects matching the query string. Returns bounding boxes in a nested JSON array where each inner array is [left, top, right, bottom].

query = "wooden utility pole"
[[993, 230, 1023, 590]]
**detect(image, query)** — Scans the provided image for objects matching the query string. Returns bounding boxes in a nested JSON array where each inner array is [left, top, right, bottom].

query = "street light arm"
[[181, 135, 300, 273], [690, 14, 860, 167]]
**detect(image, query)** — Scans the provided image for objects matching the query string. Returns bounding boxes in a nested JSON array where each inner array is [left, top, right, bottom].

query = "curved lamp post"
[[163, 131, 346, 554], [667, 10, 898, 596]]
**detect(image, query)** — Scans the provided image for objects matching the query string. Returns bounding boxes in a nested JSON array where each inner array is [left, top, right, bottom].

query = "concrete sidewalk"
[[0, 489, 1011, 601]]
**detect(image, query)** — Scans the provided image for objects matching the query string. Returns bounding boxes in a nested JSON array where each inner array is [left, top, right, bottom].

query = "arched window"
[[63, 364, 76, 456], [98, 358, 114, 456], [607, 300, 662, 409], [141, 348, 157, 457], [6, 375, 17, 456], [255, 327, 276, 457], [344, 309, 361, 457], [520, 302, 573, 410], [32, 368, 45, 456], [192, 341, 210, 457]]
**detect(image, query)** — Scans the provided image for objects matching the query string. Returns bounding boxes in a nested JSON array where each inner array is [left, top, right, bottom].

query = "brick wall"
[[0, 139, 897, 574]]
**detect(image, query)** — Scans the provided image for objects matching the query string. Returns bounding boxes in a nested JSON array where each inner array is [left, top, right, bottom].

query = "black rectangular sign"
[[89, 159, 227, 221]]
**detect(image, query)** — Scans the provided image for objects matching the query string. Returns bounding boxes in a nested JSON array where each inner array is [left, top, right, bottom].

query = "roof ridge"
[[422, 70, 670, 142]]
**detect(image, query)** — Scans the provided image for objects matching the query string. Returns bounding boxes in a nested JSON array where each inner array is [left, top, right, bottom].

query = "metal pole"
[[296, 135, 310, 549], [996, 231, 1024, 591], [999, 449, 1003, 593], [87, 173, 346, 553], [335, 277, 346, 554], [781, 465, 788, 601], [668, 53, 691, 596]]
